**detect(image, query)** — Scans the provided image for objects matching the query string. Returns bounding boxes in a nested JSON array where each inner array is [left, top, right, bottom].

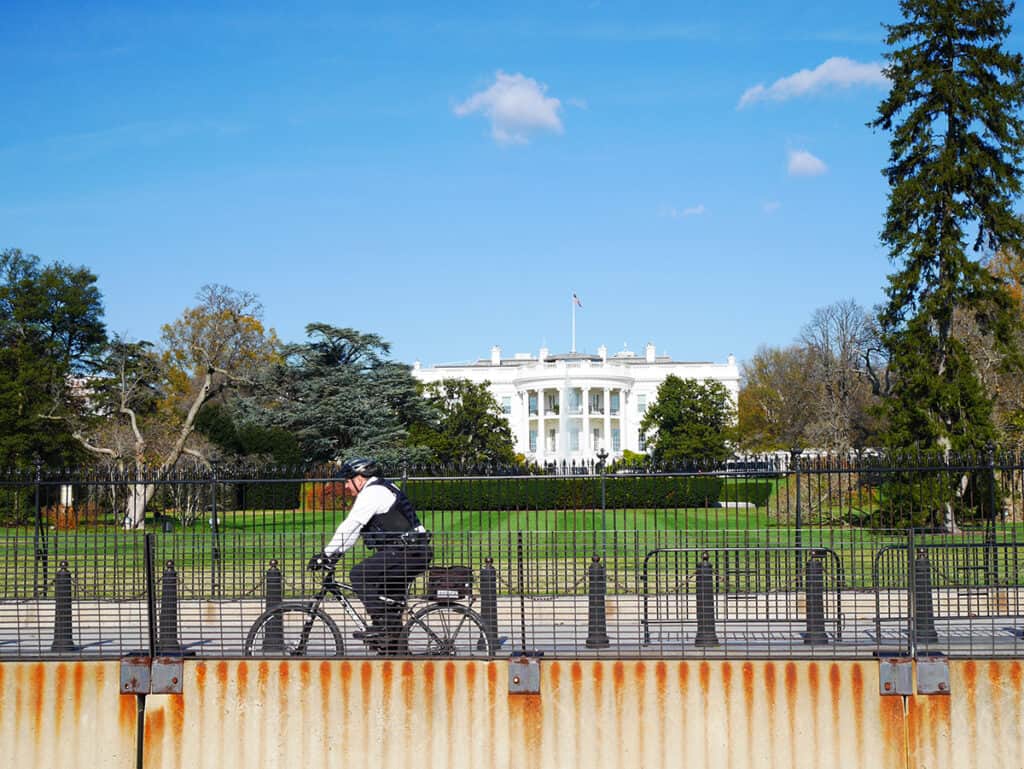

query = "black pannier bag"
[[427, 566, 473, 601]]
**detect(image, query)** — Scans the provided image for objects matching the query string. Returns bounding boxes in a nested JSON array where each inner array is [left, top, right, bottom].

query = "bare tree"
[[72, 285, 278, 528], [799, 299, 884, 450]]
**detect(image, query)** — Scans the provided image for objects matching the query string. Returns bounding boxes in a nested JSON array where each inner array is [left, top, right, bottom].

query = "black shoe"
[[352, 628, 387, 642]]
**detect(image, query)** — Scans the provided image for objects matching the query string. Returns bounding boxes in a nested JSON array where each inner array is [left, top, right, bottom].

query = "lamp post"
[[597, 448, 609, 556]]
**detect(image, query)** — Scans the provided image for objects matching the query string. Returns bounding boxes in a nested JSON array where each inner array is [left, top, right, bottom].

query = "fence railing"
[[0, 528, 1023, 660], [2, 454, 1024, 659]]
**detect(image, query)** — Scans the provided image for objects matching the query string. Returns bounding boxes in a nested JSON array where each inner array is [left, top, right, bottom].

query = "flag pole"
[[571, 293, 576, 353]]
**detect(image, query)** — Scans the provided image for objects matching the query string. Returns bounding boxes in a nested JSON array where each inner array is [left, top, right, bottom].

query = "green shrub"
[[717, 479, 774, 507], [403, 475, 722, 511]]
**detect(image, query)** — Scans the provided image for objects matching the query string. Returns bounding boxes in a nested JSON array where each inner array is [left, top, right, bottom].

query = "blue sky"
[[4, 1, 1021, 368]]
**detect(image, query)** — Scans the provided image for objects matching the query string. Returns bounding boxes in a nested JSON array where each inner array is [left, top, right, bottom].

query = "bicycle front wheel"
[[400, 603, 496, 657], [244, 602, 345, 657]]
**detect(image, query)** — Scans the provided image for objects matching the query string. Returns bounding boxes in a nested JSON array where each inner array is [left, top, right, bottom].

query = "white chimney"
[[491, 345, 501, 365], [598, 344, 608, 363], [645, 342, 656, 363]]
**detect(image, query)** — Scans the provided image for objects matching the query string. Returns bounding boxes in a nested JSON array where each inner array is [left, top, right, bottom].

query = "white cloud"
[[738, 57, 887, 108], [454, 71, 564, 144], [788, 149, 828, 176], [660, 203, 707, 219], [763, 200, 782, 214]]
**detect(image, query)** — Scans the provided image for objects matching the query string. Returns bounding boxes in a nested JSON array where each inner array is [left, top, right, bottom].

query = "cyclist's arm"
[[323, 484, 394, 556]]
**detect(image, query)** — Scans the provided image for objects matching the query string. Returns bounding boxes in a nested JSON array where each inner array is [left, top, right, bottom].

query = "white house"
[[412, 343, 740, 464]]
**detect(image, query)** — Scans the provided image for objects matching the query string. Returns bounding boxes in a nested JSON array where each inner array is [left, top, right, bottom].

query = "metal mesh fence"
[[1, 454, 1023, 659]]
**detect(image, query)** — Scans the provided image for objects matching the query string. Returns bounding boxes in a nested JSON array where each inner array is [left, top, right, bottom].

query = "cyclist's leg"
[[350, 550, 391, 631]]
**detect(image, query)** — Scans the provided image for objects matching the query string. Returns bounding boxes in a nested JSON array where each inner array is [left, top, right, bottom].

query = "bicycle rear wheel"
[[244, 602, 345, 657], [400, 603, 496, 657]]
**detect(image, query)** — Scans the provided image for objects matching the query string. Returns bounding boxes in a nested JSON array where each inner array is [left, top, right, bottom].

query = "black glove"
[[307, 551, 339, 571]]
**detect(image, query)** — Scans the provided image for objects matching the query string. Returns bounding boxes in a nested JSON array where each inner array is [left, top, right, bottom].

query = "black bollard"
[[477, 557, 499, 652], [585, 555, 611, 649], [157, 559, 184, 655], [694, 552, 719, 647], [51, 560, 77, 653], [803, 552, 829, 645], [262, 559, 284, 653], [913, 549, 939, 644]]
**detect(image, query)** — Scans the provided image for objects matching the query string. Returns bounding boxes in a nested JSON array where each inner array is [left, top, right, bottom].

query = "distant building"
[[412, 344, 739, 464]]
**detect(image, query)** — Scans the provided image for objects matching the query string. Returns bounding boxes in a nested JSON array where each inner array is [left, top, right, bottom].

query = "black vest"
[[359, 479, 427, 549]]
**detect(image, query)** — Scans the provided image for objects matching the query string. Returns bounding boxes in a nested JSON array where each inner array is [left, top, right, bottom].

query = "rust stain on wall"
[[829, 664, 842, 769], [851, 661, 865, 765], [30, 663, 44, 746], [144, 705, 165, 757], [118, 689, 136, 733], [54, 662, 67, 727], [784, 662, 798, 767], [169, 694, 185, 737]]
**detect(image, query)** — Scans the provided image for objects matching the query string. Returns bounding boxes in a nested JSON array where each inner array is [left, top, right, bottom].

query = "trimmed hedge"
[[717, 478, 775, 507], [403, 475, 722, 512]]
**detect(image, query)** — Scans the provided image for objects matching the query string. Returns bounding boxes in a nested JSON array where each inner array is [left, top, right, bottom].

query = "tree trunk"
[[122, 482, 156, 530]]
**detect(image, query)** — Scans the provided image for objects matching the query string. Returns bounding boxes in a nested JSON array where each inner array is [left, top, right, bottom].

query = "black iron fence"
[[1, 452, 1024, 659]]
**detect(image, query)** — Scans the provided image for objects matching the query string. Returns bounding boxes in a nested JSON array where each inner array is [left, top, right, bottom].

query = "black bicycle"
[[244, 562, 497, 658]]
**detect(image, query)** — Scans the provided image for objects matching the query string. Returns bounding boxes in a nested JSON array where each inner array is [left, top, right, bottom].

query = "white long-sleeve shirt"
[[323, 478, 425, 556]]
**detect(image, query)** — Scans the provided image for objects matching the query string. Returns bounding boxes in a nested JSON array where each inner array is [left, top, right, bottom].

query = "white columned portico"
[[598, 387, 606, 454]]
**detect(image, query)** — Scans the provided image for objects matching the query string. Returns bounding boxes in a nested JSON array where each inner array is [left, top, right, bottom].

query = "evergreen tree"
[[870, 0, 1024, 452], [0, 249, 106, 468], [639, 376, 735, 465], [239, 324, 431, 465], [409, 379, 517, 466]]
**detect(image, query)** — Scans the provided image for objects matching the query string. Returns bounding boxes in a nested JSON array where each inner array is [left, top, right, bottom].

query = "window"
[[529, 428, 537, 452], [568, 389, 582, 415], [592, 428, 601, 450], [637, 394, 647, 414], [610, 392, 620, 415], [546, 428, 557, 452], [528, 393, 538, 416], [501, 396, 512, 415], [569, 429, 580, 451], [589, 392, 603, 414], [612, 428, 621, 452], [638, 431, 647, 451], [544, 392, 559, 415]]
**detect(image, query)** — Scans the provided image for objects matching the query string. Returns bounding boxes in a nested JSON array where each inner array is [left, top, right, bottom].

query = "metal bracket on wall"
[[878, 657, 913, 696], [509, 656, 541, 695], [120, 655, 184, 695], [916, 656, 950, 695]]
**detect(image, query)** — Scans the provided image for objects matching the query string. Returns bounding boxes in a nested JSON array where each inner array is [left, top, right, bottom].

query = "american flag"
[[573, 293, 583, 308]]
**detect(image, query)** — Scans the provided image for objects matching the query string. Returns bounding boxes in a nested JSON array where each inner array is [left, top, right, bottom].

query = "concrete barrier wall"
[[0, 661, 136, 769], [3, 659, 1022, 769]]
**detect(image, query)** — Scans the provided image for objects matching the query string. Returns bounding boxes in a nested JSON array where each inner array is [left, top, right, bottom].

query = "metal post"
[[50, 560, 77, 653], [597, 448, 608, 558], [209, 461, 221, 597], [791, 449, 803, 589], [516, 531, 528, 655], [803, 551, 829, 645], [262, 559, 283, 653], [694, 551, 719, 647], [585, 555, 611, 648], [913, 548, 939, 645], [157, 559, 183, 655], [478, 557, 498, 652], [986, 445, 999, 588], [144, 533, 158, 656], [33, 457, 48, 599]]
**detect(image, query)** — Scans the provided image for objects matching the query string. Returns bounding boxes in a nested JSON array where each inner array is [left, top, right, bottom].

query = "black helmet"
[[336, 456, 380, 479]]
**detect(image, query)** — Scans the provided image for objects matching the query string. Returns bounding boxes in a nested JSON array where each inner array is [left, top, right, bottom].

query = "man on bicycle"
[[310, 456, 432, 654]]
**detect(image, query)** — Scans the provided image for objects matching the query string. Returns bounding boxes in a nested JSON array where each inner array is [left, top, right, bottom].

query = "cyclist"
[[309, 457, 432, 654]]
